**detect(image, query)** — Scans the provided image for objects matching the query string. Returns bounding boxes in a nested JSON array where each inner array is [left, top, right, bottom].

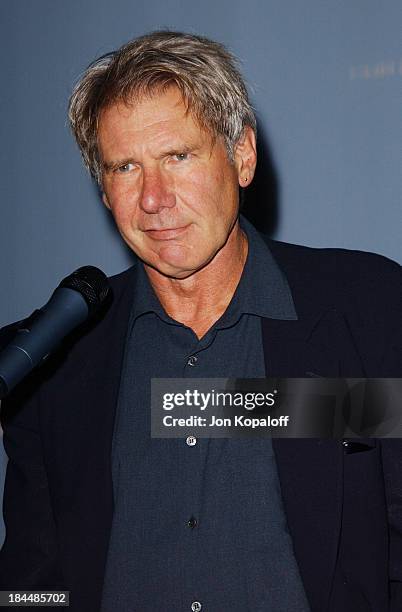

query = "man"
[[0, 31, 401, 612]]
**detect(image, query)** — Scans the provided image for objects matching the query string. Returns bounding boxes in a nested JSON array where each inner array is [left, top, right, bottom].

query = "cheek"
[[177, 171, 205, 201], [107, 189, 140, 228], [178, 172, 224, 217]]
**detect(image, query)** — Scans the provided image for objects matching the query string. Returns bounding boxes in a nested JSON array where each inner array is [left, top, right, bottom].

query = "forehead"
[[98, 87, 213, 152]]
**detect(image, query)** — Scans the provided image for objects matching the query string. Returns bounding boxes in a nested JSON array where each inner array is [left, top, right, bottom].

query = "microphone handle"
[[0, 287, 88, 398]]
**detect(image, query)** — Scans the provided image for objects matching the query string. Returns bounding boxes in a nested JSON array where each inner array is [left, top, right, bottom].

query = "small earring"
[[244, 176, 248, 183]]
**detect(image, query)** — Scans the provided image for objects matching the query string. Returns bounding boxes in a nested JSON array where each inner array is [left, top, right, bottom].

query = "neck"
[[144, 221, 248, 339]]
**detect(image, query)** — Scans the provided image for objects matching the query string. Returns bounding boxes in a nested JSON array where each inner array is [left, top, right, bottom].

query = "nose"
[[139, 167, 175, 213]]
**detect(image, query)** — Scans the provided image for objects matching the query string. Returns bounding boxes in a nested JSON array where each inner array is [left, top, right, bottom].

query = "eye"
[[172, 152, 190, 162], [115, 162, 135, 174]]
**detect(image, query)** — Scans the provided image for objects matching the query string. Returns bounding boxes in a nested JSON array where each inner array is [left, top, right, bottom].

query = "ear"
[[102, 192, 111, 210], [233, 126, 257, 188]]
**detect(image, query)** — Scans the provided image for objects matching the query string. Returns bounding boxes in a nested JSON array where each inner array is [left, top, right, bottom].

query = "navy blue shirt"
[[101, 217, 311, 611]]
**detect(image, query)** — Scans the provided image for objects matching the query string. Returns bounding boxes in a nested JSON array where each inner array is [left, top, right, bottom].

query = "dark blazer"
[[0, 238, 401, 612]]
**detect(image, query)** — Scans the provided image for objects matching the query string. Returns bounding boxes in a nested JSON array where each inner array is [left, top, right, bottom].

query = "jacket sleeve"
[[0, 384, 64, 589]]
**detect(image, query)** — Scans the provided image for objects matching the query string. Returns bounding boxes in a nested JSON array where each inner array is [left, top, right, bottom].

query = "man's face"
[[98, 87, 251, 279]]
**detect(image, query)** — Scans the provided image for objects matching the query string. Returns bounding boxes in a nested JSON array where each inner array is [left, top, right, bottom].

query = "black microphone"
[[0, 266, 110, 399]]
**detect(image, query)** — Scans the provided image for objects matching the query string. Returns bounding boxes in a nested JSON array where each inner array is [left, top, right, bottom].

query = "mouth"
[[144, 225, 190, 241]]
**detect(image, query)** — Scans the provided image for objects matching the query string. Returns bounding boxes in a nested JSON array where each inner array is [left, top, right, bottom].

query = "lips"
[[144, 225, 189, 240]]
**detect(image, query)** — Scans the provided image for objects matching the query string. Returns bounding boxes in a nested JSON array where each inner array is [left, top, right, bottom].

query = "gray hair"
[[68, 30, 257, 184]]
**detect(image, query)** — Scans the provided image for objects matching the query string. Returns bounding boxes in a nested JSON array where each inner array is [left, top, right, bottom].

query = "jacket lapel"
[[271, 436, 343, 612], [263, 310, 364, 612], [39, 266, 136, 610]]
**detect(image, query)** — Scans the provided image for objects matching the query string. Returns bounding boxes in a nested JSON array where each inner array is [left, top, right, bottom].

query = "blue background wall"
[[0, 0, 401, 544]]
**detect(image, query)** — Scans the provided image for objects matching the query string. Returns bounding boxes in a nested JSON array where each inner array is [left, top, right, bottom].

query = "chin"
[[146, 243, 209, 274], [143, 251, 212, 280], [149, 261, 201, 280]]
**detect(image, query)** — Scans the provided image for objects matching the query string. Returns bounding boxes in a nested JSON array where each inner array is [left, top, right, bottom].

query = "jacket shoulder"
[[107, 263, 137, 295], [265, 238, 400, 305], [266, 238, 400, 283], [265, 238, 401, 375]]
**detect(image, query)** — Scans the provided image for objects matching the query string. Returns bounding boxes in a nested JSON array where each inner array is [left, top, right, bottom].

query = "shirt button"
[[187, 355, 198, 366], [186, 436, 197, 446], [187, 516, 198, 529], [191, 603, 202, 612]]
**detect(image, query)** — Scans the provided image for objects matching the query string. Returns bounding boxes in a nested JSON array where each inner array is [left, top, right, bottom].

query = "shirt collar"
[[130, 214, 298, 325], [130, 259, 169, 323], [231, 214, 298, 321]]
